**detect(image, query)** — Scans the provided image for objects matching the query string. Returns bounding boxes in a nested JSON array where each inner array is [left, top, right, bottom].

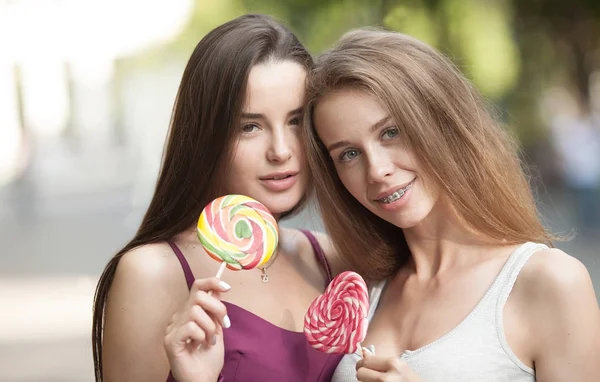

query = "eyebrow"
[[326, 116, 392, 152], [370, 116, 392, 133], [240, 106, 304, 120]]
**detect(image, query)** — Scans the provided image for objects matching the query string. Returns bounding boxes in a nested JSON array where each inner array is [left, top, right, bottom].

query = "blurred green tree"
[[131, 0, 600, 148]]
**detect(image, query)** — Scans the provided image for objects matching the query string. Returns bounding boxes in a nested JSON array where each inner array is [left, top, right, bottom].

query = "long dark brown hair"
[[92, 14, 313, 381], [303, 29, 555, 282]]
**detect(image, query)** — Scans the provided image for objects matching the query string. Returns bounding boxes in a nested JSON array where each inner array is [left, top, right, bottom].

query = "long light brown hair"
[[303, 29, 555, 281], [92, 14, 313, 381]]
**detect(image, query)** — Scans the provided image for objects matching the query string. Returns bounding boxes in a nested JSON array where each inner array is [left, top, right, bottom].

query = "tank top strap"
[[167, 240, 195, 290], [495, 241, 548, 307], [366, 279, 387, 321], [300, 229, 334, 284], [484, 241, 547, 376]]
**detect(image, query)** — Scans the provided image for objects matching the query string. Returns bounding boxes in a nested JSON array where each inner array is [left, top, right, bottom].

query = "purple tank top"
[[166, 230, 342, 382]]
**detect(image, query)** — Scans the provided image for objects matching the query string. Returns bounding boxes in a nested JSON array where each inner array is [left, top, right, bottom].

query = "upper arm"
[[102, 244, 189, 382], [522, 249, 600, 381]]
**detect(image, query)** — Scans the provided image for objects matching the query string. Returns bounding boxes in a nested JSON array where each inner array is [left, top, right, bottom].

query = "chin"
[[392, 219, 422, 230], [263, 202, 301, 217], [371, 209, 428, 230], [261, 191, 305, 216]]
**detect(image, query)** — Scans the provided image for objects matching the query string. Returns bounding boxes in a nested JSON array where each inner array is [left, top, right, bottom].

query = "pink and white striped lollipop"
[[304, 271, 369, 354]]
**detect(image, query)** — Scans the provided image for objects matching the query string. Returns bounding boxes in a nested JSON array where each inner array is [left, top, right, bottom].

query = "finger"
[[356, 366, 386, 382], [191, 277, 231, 294], [356, 357, 364, 370], [358, 354, 400, 373], [184, 322, 207, 350], [166, 321, 206, 351], [191, 291, 230, 329], [188, 305, 219, 344]]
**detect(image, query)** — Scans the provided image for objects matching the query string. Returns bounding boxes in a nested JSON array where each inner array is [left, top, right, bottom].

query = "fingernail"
[[211, 335, 217, 345], [223, 315, 231, 329], [219, 281, 231, 290]]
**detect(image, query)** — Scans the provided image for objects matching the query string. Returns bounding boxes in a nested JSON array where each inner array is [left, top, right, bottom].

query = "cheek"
[[410, 179, 440, 216], [423, 182, 441, 206], [229, 141, 256, 175], [288, 131, 304, 158]]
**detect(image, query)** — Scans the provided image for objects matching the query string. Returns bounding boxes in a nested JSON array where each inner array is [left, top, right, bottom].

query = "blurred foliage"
[[509, 0, 600, 144], [125, 0, 600, 147]]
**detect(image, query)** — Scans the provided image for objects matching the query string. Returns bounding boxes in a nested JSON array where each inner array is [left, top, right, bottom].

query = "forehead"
[[314, 88, 389, 141], [244, 60, 307, 112]]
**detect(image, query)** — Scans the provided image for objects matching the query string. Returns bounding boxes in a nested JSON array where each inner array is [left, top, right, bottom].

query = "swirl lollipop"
[[304, 271, 370, 354], [197, 194, 279, 280]]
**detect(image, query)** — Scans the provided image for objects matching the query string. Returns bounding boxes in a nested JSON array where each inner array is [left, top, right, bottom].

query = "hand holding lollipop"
[[164, 194, 280, 380], [197, 194, 279, 281], [304, 271, 370, 354]]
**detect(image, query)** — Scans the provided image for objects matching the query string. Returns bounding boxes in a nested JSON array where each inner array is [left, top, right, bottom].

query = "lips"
[[259, 171, 298, 181], [259, 171, 299, 192]]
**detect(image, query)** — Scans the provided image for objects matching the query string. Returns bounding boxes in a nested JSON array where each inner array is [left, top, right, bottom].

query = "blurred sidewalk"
[[0, 146, 137, 381], [0, 277, 95, 382]]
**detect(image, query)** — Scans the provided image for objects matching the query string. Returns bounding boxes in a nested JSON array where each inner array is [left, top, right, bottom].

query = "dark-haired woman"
[[93, 14, 343, 382]]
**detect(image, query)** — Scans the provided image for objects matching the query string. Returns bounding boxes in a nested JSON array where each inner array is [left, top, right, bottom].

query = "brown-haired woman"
[[304, 29, 600, 382], [93, 14, 344, 382]]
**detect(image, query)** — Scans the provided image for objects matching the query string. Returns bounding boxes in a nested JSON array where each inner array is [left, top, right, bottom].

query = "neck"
[[178, 226, 199, 242], [261, 245, 281, 269], [401, 198, 501, 279]]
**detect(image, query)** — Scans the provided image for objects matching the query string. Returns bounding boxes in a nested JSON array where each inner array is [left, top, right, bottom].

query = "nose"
[[266, 128, 292, 163], [367, 150, 394, 184]]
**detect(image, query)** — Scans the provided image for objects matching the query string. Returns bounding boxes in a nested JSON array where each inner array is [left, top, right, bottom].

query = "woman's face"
[[313, 88, 440, 229], [223, 60, 309, 217]]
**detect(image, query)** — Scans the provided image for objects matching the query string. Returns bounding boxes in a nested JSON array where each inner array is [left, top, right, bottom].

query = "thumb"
[[362, 345, 375, 357], [361, 347, 372, 360]]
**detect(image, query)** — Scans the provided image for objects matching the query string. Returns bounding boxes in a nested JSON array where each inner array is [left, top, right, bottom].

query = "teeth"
[[378, 182, 412, 204], [381, 189, 404, 203]]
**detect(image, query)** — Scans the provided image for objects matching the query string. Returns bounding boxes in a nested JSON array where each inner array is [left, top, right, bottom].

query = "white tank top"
[[332, 242, 548, 382]]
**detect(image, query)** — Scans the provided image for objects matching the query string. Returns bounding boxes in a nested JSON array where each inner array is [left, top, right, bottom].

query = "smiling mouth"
[[376, 180, 415, 204]]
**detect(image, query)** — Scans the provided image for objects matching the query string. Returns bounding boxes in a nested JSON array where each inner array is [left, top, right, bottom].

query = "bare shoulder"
[[113, 242, 188, 297], [279, 227, 348, 278], [513, 247, 599, 354], [106, 241, 211, 328], [510, 248, 600, 379], [516, 247, 597, 303], [103, 242, 207, 379]]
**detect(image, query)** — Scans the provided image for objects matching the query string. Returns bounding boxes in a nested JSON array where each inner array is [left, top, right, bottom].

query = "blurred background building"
[[0, 0, 599, 380]]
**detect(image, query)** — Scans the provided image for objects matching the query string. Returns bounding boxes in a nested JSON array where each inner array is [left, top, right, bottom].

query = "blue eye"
[[339, 149, 360, 161], [383, 127, 399, 139], [241, 123, 259, 133]]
